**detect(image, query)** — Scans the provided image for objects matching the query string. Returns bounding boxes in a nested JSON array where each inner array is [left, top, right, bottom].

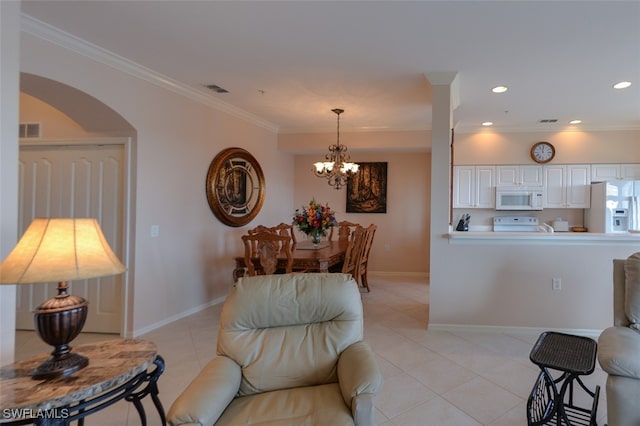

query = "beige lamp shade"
[[0, 218, 126, 284]]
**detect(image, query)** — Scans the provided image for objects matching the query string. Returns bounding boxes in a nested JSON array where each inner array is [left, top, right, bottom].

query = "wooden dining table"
[[233, 239, 349, 279]]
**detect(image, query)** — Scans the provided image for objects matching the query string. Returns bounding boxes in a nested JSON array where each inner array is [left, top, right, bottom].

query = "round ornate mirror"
[[205, 148, 265, 227]]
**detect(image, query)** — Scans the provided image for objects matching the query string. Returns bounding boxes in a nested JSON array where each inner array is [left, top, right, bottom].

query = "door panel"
[[16, 144, 125, 333]]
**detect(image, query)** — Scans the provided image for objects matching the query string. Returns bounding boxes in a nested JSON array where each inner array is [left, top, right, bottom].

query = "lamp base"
[[32, 281, 89, 380], [32, 352, 89, 380]]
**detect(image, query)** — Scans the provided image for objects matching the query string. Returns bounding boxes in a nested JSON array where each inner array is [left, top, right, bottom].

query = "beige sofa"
[[597, 253, 640, 426], [168, 273, 383, 426]]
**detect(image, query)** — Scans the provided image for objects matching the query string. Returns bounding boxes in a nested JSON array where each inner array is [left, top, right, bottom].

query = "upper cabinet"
[[543, 164, 591, 208], [591, 164, 640, 181], [496, 165, 543, 186], [453, 166, 495, 208]]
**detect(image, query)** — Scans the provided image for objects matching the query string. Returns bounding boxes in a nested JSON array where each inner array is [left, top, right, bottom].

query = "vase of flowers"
[[293, 199, 337, 247]]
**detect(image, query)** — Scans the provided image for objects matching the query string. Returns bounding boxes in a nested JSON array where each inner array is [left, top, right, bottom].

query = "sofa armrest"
[[598, 326, 640, 379], [168, 356, 242, 426], [337, 341, 383, 426]]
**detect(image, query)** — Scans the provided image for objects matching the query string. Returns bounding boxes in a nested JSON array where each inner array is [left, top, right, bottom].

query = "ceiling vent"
[[19, 123, 41, 138], [204, 84, 229, 94], [539, 119, 558, 123]]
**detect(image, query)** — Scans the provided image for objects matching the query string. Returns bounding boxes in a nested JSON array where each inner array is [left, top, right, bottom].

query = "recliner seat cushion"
[[215, 383, 354, 426], [217, 273, 363, 396], [598, 326, 640, 379], [625, 252, 640, 329]]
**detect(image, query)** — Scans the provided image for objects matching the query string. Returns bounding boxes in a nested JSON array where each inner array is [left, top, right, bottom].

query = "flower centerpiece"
[[293, 199, 337, 246]]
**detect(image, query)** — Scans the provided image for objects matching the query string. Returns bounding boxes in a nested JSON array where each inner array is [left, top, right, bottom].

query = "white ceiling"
[[20, 1, 640, 134]]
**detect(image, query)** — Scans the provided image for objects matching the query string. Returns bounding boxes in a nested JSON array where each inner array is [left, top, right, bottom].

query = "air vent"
[[19, 123, 41, 138], [204, 84, 229, 94], [539, 119, 558, 123]]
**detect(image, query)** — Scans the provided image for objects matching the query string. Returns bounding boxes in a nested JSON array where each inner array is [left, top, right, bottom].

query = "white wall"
[[18, 32, 294, 337], [0, 0, 20, 366]]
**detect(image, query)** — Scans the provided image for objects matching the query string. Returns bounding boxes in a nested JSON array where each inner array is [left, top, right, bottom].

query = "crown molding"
[[20, 13, 279, 133]]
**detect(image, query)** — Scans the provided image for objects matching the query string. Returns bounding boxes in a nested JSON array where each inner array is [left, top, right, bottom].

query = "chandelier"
[[313, 108, 359, 190]]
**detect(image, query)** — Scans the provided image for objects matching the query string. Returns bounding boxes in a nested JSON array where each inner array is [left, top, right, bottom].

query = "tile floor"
[[14, 274, 608, 425]]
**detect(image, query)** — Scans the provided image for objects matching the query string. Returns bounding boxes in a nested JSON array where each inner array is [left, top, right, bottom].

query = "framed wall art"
[[346, 162, 387, 213]]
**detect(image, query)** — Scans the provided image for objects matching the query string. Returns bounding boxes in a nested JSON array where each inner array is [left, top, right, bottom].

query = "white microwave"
[[495, 186, 544, 211]]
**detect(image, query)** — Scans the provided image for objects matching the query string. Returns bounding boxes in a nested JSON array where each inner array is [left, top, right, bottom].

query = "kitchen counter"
[[448, 230, 640, 245]]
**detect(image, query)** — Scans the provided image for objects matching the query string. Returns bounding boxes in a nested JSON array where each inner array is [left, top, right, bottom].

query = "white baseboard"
[[428, 323, 603, 340], [127, 296, 226, 338]]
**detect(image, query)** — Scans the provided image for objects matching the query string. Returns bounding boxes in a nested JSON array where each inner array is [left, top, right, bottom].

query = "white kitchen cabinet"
[[543, 164, 591, 208], [591, 164, 640, 181], [496, 165, 543, 186], [453, 165, 495, 208]]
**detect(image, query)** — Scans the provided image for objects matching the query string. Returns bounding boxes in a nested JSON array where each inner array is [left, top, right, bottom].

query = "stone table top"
[[0, 339, 157, 412]]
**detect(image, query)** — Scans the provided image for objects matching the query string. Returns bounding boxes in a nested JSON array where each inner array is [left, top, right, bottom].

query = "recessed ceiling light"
[[613, 81, 632, 89], [482, 121, 494, 126], [492, 86, 508, 94], [569, 119, 582, 125]]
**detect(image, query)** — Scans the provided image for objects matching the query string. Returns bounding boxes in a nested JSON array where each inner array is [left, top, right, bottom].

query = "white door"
[[16, 143, 125, 333]]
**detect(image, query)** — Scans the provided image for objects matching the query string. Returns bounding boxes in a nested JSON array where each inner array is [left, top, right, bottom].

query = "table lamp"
[[0, 218, 126, 380]]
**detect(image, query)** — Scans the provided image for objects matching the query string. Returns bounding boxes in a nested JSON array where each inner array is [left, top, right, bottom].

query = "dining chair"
[[329, 220, 360, 242], [341, 226, 366, 284], [240, 231, 293, 278], [272, 222, 297, 246], [357, 224, 377, 292]]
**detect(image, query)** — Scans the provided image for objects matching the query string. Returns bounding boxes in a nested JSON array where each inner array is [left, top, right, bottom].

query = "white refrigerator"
[[586, 180, 640, 233]]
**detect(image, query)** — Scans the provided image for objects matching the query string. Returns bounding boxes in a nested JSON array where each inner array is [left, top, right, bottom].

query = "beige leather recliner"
[[597, 253, 640, 426], [168, 273, 383, 426]]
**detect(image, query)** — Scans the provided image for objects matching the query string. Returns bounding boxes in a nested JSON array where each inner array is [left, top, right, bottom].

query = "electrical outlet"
[[552, 277, 561, 291], [384, 244, 391, 252], [151, 225, 160, 238]]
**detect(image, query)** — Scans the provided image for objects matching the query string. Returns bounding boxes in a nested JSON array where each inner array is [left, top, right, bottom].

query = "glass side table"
[[527, 331, 600, 426], [0, 339, 165, 425]]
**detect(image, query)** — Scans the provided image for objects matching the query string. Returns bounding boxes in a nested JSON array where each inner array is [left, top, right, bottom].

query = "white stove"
[[493, 216, 540, 232]]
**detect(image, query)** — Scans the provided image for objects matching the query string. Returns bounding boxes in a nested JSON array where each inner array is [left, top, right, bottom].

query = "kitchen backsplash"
[[452, 208, 586, 231]]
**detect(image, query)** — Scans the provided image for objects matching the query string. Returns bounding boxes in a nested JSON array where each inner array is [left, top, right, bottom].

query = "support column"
[[0, 0, 20, 366], [426, 72, 458, 326]]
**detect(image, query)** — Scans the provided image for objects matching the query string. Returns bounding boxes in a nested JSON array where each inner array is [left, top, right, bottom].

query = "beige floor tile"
[[443, 376, 523, 424], [375, 372, 437, 419], [391, 396, 482, 426], [12, 275, 608, 425]]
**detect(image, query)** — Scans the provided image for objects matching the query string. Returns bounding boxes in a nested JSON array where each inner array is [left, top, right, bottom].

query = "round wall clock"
[[530, 141, 556, 163], [205, 147, 265, 227]]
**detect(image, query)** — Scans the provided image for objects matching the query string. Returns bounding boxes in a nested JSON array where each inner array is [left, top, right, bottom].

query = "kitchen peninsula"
[[448, 230, 640, 244]]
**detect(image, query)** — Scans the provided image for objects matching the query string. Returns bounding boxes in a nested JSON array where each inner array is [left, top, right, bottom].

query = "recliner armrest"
[[337, 341, 383, 426], [168, 356, 242, 426]]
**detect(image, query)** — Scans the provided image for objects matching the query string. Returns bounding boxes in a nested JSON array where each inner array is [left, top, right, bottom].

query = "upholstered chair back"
[[217, 273, 363, 396], [617, 252, 640, 329]]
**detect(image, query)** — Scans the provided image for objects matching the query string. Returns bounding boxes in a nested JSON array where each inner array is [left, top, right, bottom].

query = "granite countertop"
[[0, 339, 157, 414]]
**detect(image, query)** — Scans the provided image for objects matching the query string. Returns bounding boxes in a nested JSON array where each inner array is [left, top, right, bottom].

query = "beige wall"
[[19, 93, 94, 139], [292, 149, 430, 275], [453, 129, 640, 165], [17, 32, 295, 337]]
